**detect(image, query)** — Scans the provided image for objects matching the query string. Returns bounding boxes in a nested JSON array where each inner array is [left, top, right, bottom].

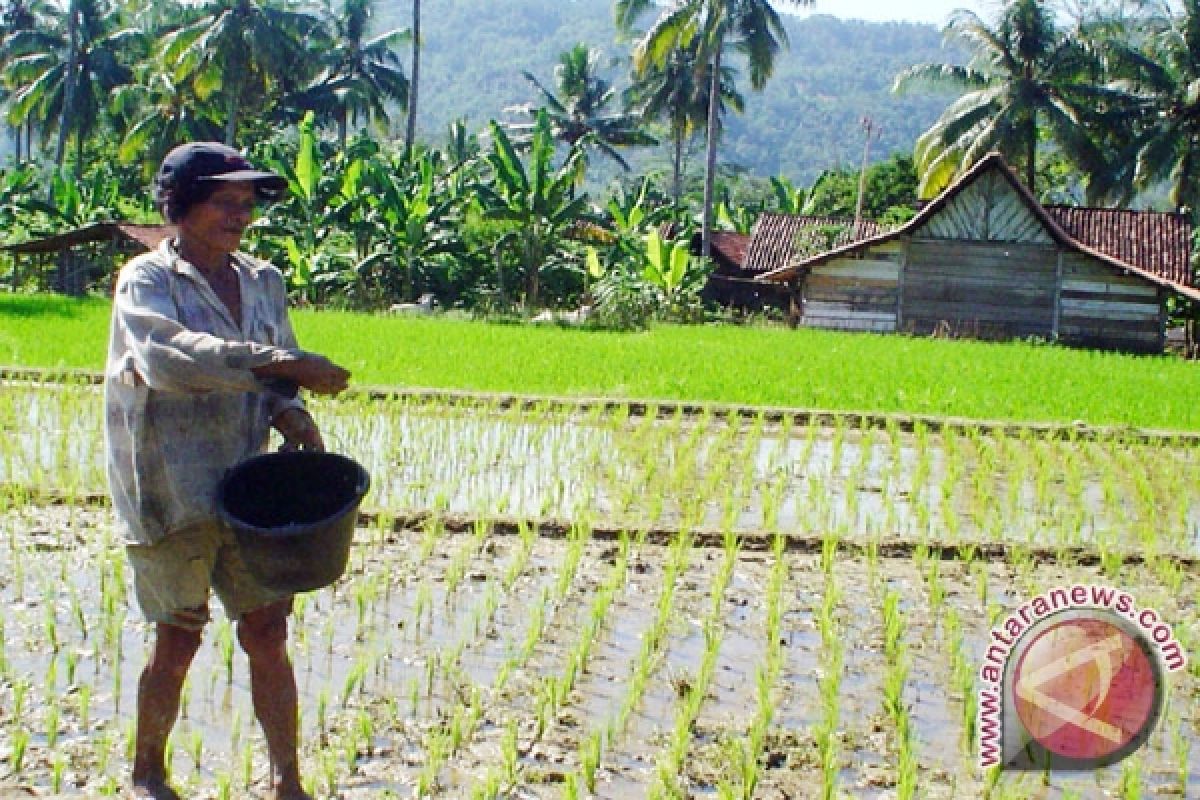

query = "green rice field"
[[2, 293, 1200, 430]]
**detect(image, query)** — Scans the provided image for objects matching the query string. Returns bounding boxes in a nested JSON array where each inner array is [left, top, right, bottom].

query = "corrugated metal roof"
[[1045, 206, 1192, 286], [2, 222, 174, 254], [743, 213, 890, 273]]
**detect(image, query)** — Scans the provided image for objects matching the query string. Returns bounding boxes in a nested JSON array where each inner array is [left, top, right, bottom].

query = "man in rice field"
[[104, 142, 351, 800]]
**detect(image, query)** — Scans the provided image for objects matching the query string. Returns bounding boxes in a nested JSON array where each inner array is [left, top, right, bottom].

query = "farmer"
[[104, 142, 350, 800]]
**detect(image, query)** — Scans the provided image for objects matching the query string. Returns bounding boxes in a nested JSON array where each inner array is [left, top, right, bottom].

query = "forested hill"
[[379, 0, 963, 184]]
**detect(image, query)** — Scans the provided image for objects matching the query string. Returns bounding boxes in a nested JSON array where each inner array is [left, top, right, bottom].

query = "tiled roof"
[[743, 213, 890, 273], [709, 231, 751, 270], [1045, 206, 1192, 286]]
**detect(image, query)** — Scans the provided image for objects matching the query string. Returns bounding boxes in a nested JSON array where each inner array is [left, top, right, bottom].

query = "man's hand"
[[255, 354, 351, 396], [273, 408, 325, 452]]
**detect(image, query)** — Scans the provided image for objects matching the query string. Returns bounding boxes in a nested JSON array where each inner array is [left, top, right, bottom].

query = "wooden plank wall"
[[901, 240, 1057, 339], [1057, 252, 1164, 352], [800, 241, 902, 332]]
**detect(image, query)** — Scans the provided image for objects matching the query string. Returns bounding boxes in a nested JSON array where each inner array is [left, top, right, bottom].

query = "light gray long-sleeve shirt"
[[104, 238, 305, 545]]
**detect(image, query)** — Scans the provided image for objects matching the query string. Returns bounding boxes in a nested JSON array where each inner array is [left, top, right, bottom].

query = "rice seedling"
[[8, 724, 29, 775], [43, 651, 58, 694], [320, 748, 339, 796], [11, 674, 29, 719], [1172, 715, 1190, 791], [215, 770, 232, 800], [814, 558, 844, 800], [240, 737, 255, 788], [1118, 755, 1143, 800], [44, 700, 60, 750], [188, 728, 203, 774], [78, 684, 91, 730], [341, 654, 370, 708], [579, 729, 602, 793], [611, 531, 692, 738], [650, 525, 737, 797], [714, 533, 787, 800], [51, 753, 66, 793]]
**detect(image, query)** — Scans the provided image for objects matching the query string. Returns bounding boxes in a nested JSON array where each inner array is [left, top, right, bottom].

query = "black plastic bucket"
[[217, 451, 371, 593]]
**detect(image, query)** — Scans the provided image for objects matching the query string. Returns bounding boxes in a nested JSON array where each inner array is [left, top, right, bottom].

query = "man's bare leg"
[[132, 620, 204, 800], [239, 598, 311, 800]]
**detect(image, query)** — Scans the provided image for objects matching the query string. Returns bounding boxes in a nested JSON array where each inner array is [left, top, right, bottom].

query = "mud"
[[0, 504, 1195, 798]]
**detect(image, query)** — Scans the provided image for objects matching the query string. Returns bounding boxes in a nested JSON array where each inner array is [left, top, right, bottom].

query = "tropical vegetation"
[[895, 0, 1200, 216], [0, 0, 1196, 324]]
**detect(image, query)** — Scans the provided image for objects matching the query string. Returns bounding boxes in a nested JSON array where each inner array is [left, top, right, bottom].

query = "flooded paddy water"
[[0, 381, 1196, 797]]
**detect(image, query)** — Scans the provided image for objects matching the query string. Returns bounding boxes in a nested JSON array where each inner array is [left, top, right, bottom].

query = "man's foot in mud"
[[266, 788, 314, 800], [129, 776, 182, 800]]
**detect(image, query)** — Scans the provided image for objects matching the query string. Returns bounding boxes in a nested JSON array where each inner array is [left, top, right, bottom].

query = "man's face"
[[180, 182, 257, 254]]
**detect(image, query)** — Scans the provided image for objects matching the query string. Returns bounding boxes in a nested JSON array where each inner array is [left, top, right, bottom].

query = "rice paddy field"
[[4, 292, 1200, 430], [0, 379, 1197, 798]]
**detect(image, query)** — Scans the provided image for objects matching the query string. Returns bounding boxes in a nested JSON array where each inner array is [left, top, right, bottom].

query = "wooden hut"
[[2, 222, 173, 295], [759, 154, 1197, 353], [701, 215, 888, 311]]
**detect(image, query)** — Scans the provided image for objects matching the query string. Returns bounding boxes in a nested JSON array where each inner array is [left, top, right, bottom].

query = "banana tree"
[[476, 109, 590, 309], [641, 226, 705, 318], [15, 165, 121, 231], [361, 149, 464, 303], [263, 112, 359, 303]]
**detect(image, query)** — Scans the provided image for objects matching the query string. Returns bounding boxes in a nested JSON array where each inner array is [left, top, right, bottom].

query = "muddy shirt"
[[104, 238, 305, 545]]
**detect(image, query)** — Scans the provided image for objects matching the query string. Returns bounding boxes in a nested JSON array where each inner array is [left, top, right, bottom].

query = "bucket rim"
[[216, 450, 370, 538]]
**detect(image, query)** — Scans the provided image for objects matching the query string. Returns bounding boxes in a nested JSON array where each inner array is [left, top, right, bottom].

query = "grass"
[[3, 293, 1200, 429]]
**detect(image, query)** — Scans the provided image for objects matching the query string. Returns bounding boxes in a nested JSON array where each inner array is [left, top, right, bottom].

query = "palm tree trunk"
[[405, 0, 421, 154], [672, 124, 684, 205], [1025, 111, 1037, 194], [52, 0, 80, 177], [225, 90, 239, 146], [701, 46, 722, 260], [74, 120, 84, 176]]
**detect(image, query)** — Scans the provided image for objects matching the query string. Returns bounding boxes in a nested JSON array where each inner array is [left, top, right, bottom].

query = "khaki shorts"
[[126, 520, 290, 630]]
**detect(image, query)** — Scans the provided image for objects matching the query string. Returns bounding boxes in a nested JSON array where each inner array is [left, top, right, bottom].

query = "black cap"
[[156, 142, 288, 201]]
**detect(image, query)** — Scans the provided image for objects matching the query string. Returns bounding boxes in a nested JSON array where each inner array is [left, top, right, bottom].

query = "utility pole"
[[854, 116, 882, 236]]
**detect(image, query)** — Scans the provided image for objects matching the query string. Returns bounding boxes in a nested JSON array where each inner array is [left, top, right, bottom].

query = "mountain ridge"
[[389, 0, 963, 184]]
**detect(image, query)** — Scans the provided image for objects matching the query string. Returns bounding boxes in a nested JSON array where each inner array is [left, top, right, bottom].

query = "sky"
[[788, 0, 995, 26], [790, 0, 1186, 26]]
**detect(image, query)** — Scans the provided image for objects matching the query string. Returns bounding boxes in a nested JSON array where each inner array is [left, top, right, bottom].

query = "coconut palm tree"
[[1092, 0, 1200, 216], [292, 0, 409, 146], [110, 67, 226, 177], [625, 37, 742, 204], [0, 0, 46, 160], [616, 0, 812, 258], [159, 0, 322, 145], [2, 0, 141, 173], [893, 0, 1105, 197], [507, 43, 657, 171]]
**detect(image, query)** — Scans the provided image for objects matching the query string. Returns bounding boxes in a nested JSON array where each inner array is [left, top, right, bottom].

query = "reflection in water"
[[2, 384, 1198, 553]]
